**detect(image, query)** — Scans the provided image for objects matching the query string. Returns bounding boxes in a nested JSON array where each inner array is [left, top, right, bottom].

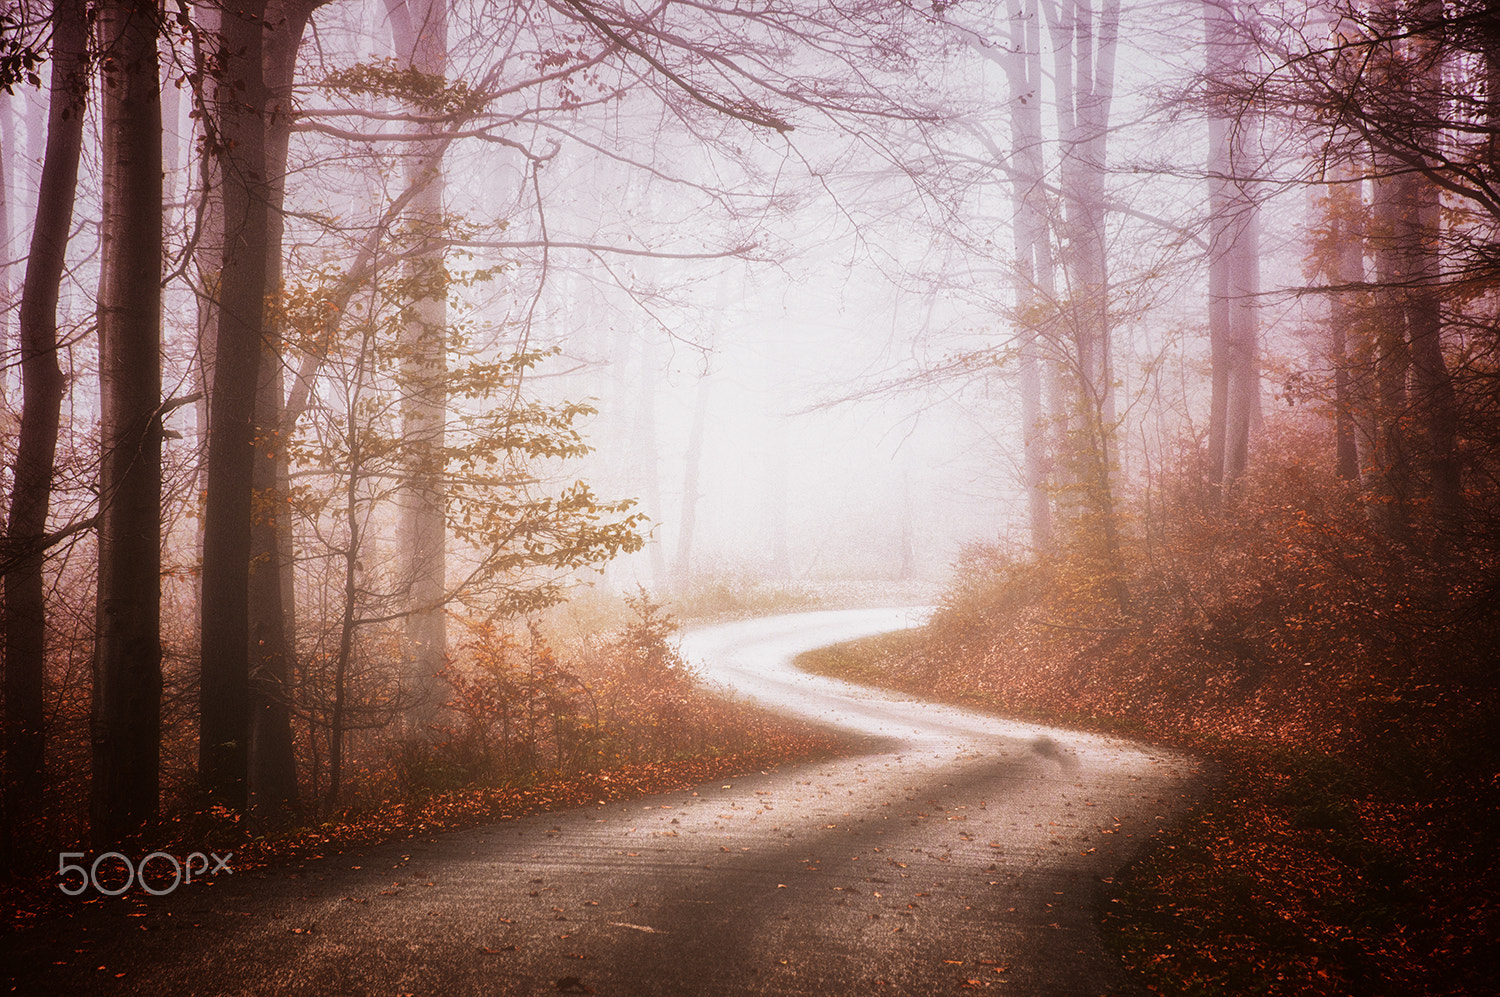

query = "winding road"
[[3, 608, 1206, 996]]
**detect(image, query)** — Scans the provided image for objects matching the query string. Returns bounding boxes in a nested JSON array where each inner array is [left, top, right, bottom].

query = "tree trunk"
[[672, 378, 709, 587], [1402, 0, 1460, 528], [325, 489, 359, 815], [634, 337, 668, 586], [3, 0, 86, 865], [1204, 0, 1261, 501], [1001, 0, 1055, 552], [1367, 169, 1413, 537], [324, 327, 376, 814], [1330, 183, 1364, 483], [1045, 0, 1127, 608], [246, 0, 315, 819], [92, 0, 164, 846], [766, 420, 791, 580], [898, 473, 916, 580], [200, 0, 270, 808], [0, 99, 12, 407], [1047, 0, 1117, 415], [1405, 179, 1460, 526], [1488, 2, 1500, 169], [387, 0, 449, 732], [1357, 0, 1460, 538], [189, 0, 223, 602]]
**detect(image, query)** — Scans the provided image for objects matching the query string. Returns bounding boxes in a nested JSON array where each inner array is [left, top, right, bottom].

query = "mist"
[[1, 6, 1496, 987]]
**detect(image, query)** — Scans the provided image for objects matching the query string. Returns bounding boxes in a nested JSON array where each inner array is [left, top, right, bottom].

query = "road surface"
[[2, 607, 1206, 995]]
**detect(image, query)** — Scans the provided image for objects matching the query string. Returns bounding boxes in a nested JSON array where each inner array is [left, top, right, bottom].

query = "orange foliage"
[[860, 415, 1499, 996]]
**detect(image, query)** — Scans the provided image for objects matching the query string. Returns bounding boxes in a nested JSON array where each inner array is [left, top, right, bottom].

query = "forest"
[[1, 0, 1497, 991]]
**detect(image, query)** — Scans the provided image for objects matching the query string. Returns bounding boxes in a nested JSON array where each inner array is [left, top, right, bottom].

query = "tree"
[[672, 376, 710, 586], [385, 0, 451, 731], [2, 0, 87, 863], [1226, 0, 1488, 537], [92, 0, 165, 845], [1045, 0, 1129, 608], [246, 0, 324, 816], [1203, 0, 1262, 501], [1379, 0, 1459, 529], [993, 0, 1058, 552], [1306, 175, 1365, 483], [280, 257, 643, 806], [199, 0, 272, 810]]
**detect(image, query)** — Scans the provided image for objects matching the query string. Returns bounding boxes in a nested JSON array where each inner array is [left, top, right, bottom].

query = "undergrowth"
[[799, 422, 1499, 996], [1, 590, 848, 915]]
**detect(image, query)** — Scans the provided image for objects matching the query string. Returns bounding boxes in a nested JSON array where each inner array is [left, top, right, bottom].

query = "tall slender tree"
[[1000, 0, 1057, 552], [1314, 174, 1365, 483], [1204, 0, 1262, 501], [386, 0, 450, 732], [3, 0, 87, 863], [1045, 0, 1128, 607], [200, 0, 271, 808], [92, 0, 165, 845], [672, 377, 710, 587], [247, 0, 322, 814], [1398, 0, 1460, 529]]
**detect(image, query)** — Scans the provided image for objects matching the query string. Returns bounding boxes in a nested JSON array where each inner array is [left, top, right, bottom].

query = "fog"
[[4, 9, 1495, 985], [3, 0, 1095, 596], [0, 0, 1429, 611]]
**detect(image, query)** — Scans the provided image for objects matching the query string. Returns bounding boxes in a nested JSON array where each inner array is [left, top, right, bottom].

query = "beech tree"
[[279, 261, 644, 807], [385, 0, 451, 730], [2, 0, 86, 862], [92, 0, 165, 845], [1203, 0, 1262, 501], [198, 0, 273, 809], [246, 0, 323, 815], [1224, 0, 1486, 538], [1041, 0, 1130, 607], [990, 0, 1058, 552]]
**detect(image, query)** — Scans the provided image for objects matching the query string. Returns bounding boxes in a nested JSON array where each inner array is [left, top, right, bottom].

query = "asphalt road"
[[2, 608, 1207, 996]]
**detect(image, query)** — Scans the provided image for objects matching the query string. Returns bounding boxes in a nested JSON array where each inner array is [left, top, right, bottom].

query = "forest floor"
[[797, 628, 1496, 997], [2, 610, 1203, 997], [7, 571, 1490, 996], [0, 700, 851, 925], [3, 580, 917, 922]]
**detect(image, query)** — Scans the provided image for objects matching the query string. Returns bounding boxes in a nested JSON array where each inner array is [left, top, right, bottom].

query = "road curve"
[[3, 608, 1206, 996]]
